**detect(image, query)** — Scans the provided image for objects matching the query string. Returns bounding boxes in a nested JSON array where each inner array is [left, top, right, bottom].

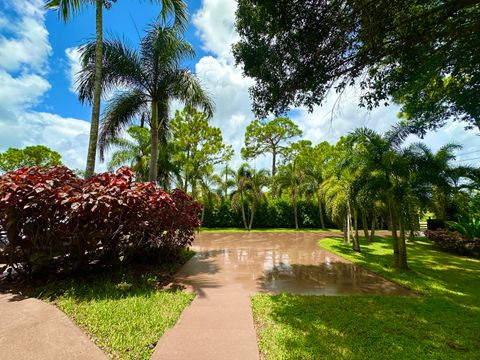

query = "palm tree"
[[45, 0, 188, 178], [77, 24, 214, 182], [297, 141, 333, 229], [231, 164, 252, 230], [246, 168, 270, 229], [276, 162, 304, 230], [215, 164, 236, 200], [107, 126, 150, 181]]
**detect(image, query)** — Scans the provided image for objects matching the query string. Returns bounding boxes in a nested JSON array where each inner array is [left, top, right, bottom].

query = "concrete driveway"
[[153, 232, 411, 360]]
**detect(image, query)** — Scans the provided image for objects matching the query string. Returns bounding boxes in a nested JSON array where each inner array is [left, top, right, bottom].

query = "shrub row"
[[0, 166, 202, 275], [202, 199, 336, 229], [425, 229, 480, 258]]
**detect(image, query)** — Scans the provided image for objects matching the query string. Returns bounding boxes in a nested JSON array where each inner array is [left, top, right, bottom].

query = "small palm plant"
[[107, 126, 150, 181]]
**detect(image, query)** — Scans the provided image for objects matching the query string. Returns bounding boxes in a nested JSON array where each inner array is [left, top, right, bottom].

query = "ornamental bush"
[[0, 166, 201, 275], [425, 229, 480, 258]]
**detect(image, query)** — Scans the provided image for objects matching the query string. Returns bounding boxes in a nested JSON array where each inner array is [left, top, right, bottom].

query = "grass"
[[29, 250, 196, 360], [252, 236, 480, 359], [199, 227, 341, 233]]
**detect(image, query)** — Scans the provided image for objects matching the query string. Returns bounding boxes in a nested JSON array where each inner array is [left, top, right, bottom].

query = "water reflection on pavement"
[[175, 232, 412, 296]]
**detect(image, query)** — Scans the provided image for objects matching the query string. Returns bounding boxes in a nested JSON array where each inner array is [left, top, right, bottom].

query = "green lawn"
[[252, 236, 480, 359], [200, 227, 341, 233], [31, 251, 196, 360]]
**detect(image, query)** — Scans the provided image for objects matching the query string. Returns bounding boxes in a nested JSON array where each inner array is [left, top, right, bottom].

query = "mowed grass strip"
[[42, 271, 194, 360], [252, 237, 480, 360]]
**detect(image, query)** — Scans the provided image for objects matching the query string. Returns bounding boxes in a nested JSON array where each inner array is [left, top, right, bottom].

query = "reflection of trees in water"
[[262, 262, 364, 287]]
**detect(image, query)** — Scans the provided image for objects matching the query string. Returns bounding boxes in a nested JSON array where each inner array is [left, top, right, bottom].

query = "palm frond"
[[99, 89, 148, 161], [77, 37, 144, 104], [44, 0, 90, 22], [168, 69, 215, 118]]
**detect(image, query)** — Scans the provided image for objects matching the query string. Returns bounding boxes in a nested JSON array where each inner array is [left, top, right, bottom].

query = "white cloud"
[[192, 0, 239, 61], [191, 0, 480, 170], [0, 0, 93, 171], [0, 0, 51, 73], [65, 47, 82, 94]]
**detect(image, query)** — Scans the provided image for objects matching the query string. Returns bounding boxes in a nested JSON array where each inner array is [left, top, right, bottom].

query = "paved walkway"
[[153, 232, 411, 360], [0, 293, 107, 360]]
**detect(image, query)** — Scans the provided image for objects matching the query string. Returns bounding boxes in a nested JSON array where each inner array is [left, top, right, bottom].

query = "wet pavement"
[[153, 232, 411, 360], [176, 231, 411, 296]]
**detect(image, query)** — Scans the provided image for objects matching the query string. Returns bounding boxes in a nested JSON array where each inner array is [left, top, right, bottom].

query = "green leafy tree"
[[45, 0, 187, 178], [233, 0, 480, 133], [107, 126, 150, 181], [77, 24, 214, 182], [0, 146, 62, 173], [171, 106, 233, 194], [241, 117, 302, 177]]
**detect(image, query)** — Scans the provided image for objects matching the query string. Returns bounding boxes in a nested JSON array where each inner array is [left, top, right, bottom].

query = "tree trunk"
[[398, 216, 409, 270], [370, 214, 376, 241], [343, 218, 348, 245], [362, 210, 369, 241], [271, 149, 277, 197], [272, 149, 277, 177], [293, 191, 299, 230], [318, 190, 325, 229], [388, 196, 400, 268], [84, 0, 103, 178], [249, 203, 255, 230], [240, 192, 248, 230], [148, 100, 159, 182], [353, 208, 361, 252]]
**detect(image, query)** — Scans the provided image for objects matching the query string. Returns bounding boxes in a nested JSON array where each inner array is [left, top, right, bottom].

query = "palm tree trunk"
[[370, 214, 376, 241], [362, 210, 369, 240], [318, 190, 325, 229], [249, 203, 255, 230], [353, 208, 361, 252], [388, 196, 400, 268], [347, 202, 352, 244], [85, 0, 103, 178], [343, 217, 348, 245], [398, 215, 409, 270], [240, 192, 248, 230], [148, 100, 159, 182]]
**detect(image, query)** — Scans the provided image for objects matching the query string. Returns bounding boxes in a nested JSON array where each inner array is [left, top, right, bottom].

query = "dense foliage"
[[202, 199, 335, 229], [233, 0, 480, 134], [0, 166, 202, 276], [426, 229, 480, 257]]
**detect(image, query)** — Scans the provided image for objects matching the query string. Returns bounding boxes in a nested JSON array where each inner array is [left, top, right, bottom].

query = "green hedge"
[[202, 199, 336, 229]]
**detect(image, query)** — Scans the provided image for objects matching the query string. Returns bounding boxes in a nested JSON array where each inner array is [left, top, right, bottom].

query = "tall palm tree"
[[45, 0, 188, 178], [107, 125, 150, 181], [77, 24, 214, 182]]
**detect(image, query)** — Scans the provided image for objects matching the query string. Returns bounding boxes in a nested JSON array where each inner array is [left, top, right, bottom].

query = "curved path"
[[153, 232, 410, 360]]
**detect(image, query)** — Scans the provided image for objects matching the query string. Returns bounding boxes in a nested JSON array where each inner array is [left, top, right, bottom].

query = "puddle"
[[176, 232, 412, 296]]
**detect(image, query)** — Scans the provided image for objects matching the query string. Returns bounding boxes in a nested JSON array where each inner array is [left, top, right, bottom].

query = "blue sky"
[[0, 0, 479, 171]]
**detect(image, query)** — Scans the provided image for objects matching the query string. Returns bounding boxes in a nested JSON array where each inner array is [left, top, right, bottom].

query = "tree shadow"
[[254, 293, 479, 359]]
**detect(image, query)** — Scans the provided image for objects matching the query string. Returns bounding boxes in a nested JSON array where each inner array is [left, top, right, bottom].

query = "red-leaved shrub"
[[0, 166, 202, 275], [425, 229, 480, 258]]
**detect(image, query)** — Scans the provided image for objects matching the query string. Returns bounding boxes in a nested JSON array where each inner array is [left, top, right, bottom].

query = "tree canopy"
[[0, 145, 62, 173], [241, 117, 301, 176], [233, 0, 480, 133]]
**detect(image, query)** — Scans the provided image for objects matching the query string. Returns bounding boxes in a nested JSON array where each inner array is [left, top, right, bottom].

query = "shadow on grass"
[[253, 293, 479, 359]]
